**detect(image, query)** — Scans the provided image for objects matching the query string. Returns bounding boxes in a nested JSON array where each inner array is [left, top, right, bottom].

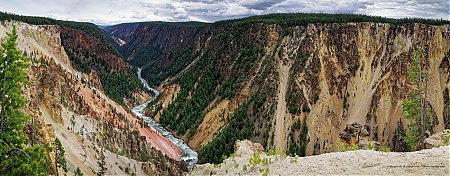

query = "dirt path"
[[274, 60, 291, 151]]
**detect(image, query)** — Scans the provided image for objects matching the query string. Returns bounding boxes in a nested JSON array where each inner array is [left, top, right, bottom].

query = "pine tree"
[[299, 118, 308, 157], [70, 114, 75, 132], [97, 146, 107, 176], [403, 47, 433, 151], [0, 26, 48, 175], [74, 167, 84, 176], [55, 138, 68, 175]]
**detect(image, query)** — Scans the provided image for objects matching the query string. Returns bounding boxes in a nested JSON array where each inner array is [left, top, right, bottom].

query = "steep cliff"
[[105, 22, 212, 86], [0, 18, 185, 175], [107, 14, 450, 165]]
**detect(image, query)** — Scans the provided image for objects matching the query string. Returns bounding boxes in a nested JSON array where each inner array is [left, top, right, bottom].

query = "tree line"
[[0, 11, 119, 56], [217, 13, 450, 27]]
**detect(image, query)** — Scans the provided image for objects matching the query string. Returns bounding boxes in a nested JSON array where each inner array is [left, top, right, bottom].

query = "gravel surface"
[[191, 141, 449, 176]]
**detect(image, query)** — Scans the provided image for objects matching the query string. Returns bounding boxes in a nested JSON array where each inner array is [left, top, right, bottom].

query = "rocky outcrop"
[[234, 140, 265, 156], [339, 123, 366, 143], [424, 130, 450, 149], [99, 120, 184, 175]]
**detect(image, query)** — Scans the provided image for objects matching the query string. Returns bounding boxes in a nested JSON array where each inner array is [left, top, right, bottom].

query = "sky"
[[0, 0, 448, 25]]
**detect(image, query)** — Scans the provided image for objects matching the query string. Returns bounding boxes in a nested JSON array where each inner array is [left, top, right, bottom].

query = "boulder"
[[357, 139, 380, 150], [189, 164, 214, 176], [339, 131, 352, 141], [234, 140, 265, 156], [424, 130, 450, 149], [360, 126, 370, 137], [339, 122, 363, 141]]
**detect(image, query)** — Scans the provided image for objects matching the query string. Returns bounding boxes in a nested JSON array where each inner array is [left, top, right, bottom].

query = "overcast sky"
[[0, 0, 448, 25]]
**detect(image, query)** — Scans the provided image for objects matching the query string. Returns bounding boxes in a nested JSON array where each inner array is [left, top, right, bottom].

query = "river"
[[131, 68, 198, 171]]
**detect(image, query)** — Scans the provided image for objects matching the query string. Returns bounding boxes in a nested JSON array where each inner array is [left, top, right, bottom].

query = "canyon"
[[107, 19, 450, 163], [0, 19, 186, 175], [0, 12, 449, 175]]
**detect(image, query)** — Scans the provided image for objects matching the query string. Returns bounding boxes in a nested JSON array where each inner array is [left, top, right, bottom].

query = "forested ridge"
[[59, 27, 144, 105], [147, 24, 280, 164], [110, 12, 450, 91], [105, 21, 214, 90], [108, 13, 449, 93], [0, 12, 146, 106], [0, 12, 119, 56]]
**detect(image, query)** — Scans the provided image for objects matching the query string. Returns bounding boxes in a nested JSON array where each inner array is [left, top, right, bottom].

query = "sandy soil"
[[347, 63, 383, 124]]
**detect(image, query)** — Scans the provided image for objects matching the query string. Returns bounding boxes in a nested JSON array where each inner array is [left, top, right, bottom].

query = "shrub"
[[367, 142, 375, 150]]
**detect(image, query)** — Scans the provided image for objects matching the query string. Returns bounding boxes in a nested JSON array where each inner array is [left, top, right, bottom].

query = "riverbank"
[[132, 68, 198, 170]]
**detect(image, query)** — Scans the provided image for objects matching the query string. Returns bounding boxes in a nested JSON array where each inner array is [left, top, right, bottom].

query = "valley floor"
[[192, 140, 449, 175]]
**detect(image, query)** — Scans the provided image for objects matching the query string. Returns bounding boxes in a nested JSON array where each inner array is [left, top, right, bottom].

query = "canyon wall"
[[0, 21, 184, 175], [108, 21, 450, 161]]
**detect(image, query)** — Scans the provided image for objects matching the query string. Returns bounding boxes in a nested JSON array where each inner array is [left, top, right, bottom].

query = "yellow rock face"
[[179, 23, 449, 155]]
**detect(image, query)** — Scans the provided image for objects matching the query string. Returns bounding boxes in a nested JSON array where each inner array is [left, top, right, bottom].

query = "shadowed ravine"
[[131, 68, 198, 171]]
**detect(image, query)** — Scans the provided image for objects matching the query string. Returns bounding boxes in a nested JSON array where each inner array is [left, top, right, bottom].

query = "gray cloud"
[[239, 0, 286, 10], [270, 0, 373, 14], [0, 0, 447, 25], [364, 0, 449, 19]]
